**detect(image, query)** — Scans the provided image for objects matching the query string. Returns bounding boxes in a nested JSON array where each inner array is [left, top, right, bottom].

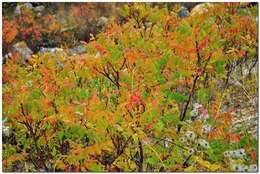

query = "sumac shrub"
[[2, 3, 258, 172]]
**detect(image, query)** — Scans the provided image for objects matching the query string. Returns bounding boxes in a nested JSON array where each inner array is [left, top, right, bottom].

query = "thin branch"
[[106, 135, 132, 166], [195, 41, 201, 66], [177, 54, 212, 132], [137, 140, 143, 172], [94, 66, 120, 89], [148, 23, 155, 39], [148, 136, 188, 151], [120, 58, 127, 70], [183, 154, 192, 167]]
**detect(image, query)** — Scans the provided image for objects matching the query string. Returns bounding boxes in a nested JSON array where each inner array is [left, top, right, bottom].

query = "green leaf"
[[154, 120, 164, 132], [135, 38, 145, 48], [168, 92, 187, 102], [155, 58, 167, 71], [24, 103, 32, 113], [171, 147, 183, 163], [56, 131, 65, 143], [197, 88, 210, 103], [214, 60, 226, 74], [110, 46, 122, 63], [132, 133, 139, 144], [78, 88, 90, 99], [239, 136, 248, 147], [205, 148, 218, 162], [176, 21, 192, 35], [251, 139, 257, 150], [142, 90, 150, 100], [31, 89, 42, 100], [172, 72, 181, 80], [118, 5, 130, 17], [156, 73, 167, 84], [147, 156, 159, 165], [88, 163, 105, 172], [160, 113, 179, 126]]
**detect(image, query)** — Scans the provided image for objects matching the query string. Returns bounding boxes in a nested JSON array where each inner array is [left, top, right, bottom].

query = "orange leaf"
[[125, 48, 136, 64], [237, 49, 246, 57]]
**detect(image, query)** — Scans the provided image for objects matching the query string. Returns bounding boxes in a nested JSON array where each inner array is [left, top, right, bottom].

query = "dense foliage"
[[2, 3, 258, 172]]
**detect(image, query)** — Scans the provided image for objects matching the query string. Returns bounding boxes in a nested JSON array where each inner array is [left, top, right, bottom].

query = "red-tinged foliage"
[[225, 133, 241, 143], [208, 126, 225, 141], [3, 20, 18, 44], [250, 151, 257, 163], [197, 36, 210, 51], [2, 2, 257, 172], [130, 92, 142, 104], [93, 42, 106, 54]]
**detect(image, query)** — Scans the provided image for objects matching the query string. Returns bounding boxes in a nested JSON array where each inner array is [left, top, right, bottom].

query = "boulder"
[[97, 16, 109, 27], [34, 5, 45, 12], [39, 47, 63, 53], [24, 2, 33, 9], [12, 41, 33, 64], [190, 3, 214, 16], [3, 126, 10, 137], [178, 6, 190, 18], [179, 2, 202, 11]]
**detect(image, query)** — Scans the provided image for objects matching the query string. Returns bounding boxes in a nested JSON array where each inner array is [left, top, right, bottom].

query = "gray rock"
[[12, 42, 33, 64], [178, 6, 190, 18], [3, 53, 12, 63], [190, 3, 214, 16], [68, 45, 86, 56], [15, 3, 33, 15], [97, 16, 108, 27], [34, 5, 45, 12], [3, 126, 11, 137], [39, 47, 63, 53], [24, 2, 33, 9], [15, 5, 21, 15], [36, 12, 42, 17]]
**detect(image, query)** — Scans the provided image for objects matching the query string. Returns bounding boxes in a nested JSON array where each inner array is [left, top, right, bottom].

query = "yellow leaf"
[[55, 160, 66, 169], [184, 166, 197, 172], [195, 156, 222, 171]]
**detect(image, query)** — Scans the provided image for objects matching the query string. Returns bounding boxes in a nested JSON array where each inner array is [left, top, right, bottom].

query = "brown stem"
[[120, 57, 127, 70], [180, 75, 200, 122], [177, 54, 212, 132], [94, 66, 120, 89], [148, 23, 155, 39], [224, 62, 233, 89], [137, 140, 143, 172], [183, 154, 192, 167], [195, 41, 201, 66], [248, 57, 258, 78], [20, 103, 49, 171]]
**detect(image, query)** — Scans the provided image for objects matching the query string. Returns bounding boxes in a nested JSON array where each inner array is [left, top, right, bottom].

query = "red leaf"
[[250, 151, 257, 163], [237, 49, 246, 57], [144, 123, 154, 132], [93, 42, 105, 54], [197, 36, 209, 51], [130, 92, 141, 104], [196, 68, 203, 76]]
